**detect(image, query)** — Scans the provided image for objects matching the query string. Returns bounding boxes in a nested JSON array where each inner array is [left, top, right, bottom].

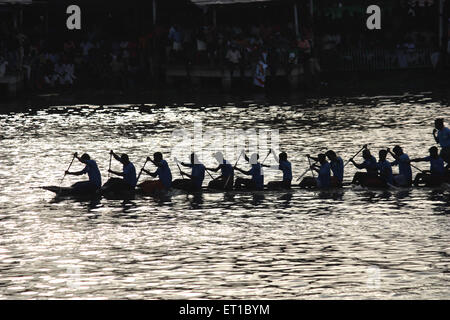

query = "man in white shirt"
[[225, 45, 243, 78]]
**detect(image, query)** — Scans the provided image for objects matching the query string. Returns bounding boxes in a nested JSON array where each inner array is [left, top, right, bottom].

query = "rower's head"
[[434, 118, 444, 130], [279, 152, 287, 162], [429, 146, 439, 157], [379, 150, 388, 161], [249, 153, 259, 164], [121, 154, 130, 164], [213, 152, 224, 163], [153, 152, 162, 162], [362, 149, 371, 160], [318, 153, 327, 164], [80, 153, 90, 163], [325, 150, 337, 161], [190, 153, 199, 164], [393, 145, 403, 156]]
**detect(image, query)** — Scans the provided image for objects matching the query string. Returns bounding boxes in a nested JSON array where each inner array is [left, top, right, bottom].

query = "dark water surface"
[[0, 93, 449, 299]]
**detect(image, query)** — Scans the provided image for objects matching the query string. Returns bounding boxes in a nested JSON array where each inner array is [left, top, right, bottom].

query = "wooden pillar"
[[213, 6, 217, 27], [153, 0, 157, 25], [293, 3, 299, 37], [439, 0, 444, 49]]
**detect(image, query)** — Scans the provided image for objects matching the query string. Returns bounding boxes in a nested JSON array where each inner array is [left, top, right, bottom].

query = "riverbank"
[[1, 68, 449, 112]]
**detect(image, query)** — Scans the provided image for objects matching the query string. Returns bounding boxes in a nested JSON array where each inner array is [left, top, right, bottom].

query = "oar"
[[205, 168, 216, 180], [224, 150, 243, 188], [307, 155, 315, 178], [296, 162, 318, 181], [343, 144, 368, 168], [59, 153, 76, 192], [410, 163, 425, 174], [175, 160, 186, 179], [136, 158, 149, 184], [261, 149, 271, 165], [107, 152, 112, 179]]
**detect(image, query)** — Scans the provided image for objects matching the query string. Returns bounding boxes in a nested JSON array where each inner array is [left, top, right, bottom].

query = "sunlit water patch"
[[0, 93, 449, 299]]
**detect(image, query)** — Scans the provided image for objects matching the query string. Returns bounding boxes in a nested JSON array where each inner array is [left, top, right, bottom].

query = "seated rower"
[[263, 150, 292, 190], [350, 149, 378, 186], [65, 152, 102, 194], [433, 118, 450, 169], [172, 153, 205, 191], [325, 150, 344, 187], [139, 152, 172, 194], [376, 150, 394, 188], [234, 152, 264, 191], [206, 152, 234, 190], [104, 151, 137, 192], [299, 153, 331, 189], [410, 146, 446, 187], [387, 145, 412, 187]]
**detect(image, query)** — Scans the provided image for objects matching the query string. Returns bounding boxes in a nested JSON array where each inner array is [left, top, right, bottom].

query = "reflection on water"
[[0, 93, 449, 299]]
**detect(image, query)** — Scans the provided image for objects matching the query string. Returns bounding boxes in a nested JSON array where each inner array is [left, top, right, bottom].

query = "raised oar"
[[107, 152, 112, 179], [296, 162, 317, 181], [175, 159, 186, 179], [136, 158, 149, 184], [205, 168, 216, 180], [59, 153, 76, 193], [409, 162, 426, 174], [343, 144, 368, 168], [224, 150, 243, 189], [307, 155, 315, 178], [261, 149, 272, 165]]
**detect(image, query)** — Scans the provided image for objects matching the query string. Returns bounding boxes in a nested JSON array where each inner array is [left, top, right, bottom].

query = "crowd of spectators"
[[0, 0, 447, 94]]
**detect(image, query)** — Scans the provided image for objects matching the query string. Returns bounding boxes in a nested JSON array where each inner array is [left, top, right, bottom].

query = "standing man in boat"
[[350, 149, 378, 186], [234, 152, 264, 191], [205, 152, 234, 190], [172, 153, 206, 191], [65, 153, 102, 193], [263, 150, 292, 190], [105, 151, 137, 192], [139, 152, 172, 194], [387, 145, 412, 187], [410, 146, 446, 187], [377, 150, 394, 187], [433, 118, 450, 168], [299, 153, 331, 189]]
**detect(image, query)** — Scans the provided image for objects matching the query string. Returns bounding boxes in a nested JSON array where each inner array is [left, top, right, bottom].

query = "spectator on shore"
[[225, 45, 243, 78]]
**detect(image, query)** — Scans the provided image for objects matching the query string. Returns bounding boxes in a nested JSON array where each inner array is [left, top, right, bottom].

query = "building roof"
[[191, 0, 272, 6], [0, 0, 32, 4]]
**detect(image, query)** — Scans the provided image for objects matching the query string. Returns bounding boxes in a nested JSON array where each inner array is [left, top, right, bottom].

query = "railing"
[[323, 48, 436, 71]]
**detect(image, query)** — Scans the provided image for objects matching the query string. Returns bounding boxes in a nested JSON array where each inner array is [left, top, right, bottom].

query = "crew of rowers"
[[64, 118, 450, 193]]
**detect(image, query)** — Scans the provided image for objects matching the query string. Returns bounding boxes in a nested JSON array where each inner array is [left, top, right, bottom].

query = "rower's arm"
[[111, 151, 122, 163], [351, 160, 365, 169], [387, 150, 398, 160], [146, 157, 159, 167], [433, 130, 439, 144], [409, 157, 427, 163], [66, 170, 84, 176], [308, 155, 319, 162], [181, 171, 193, 179], [143, 168, 158, 178], [205, 165, 220, 172], [108, 169, 123, 176], [180, 162, 193, 168]]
